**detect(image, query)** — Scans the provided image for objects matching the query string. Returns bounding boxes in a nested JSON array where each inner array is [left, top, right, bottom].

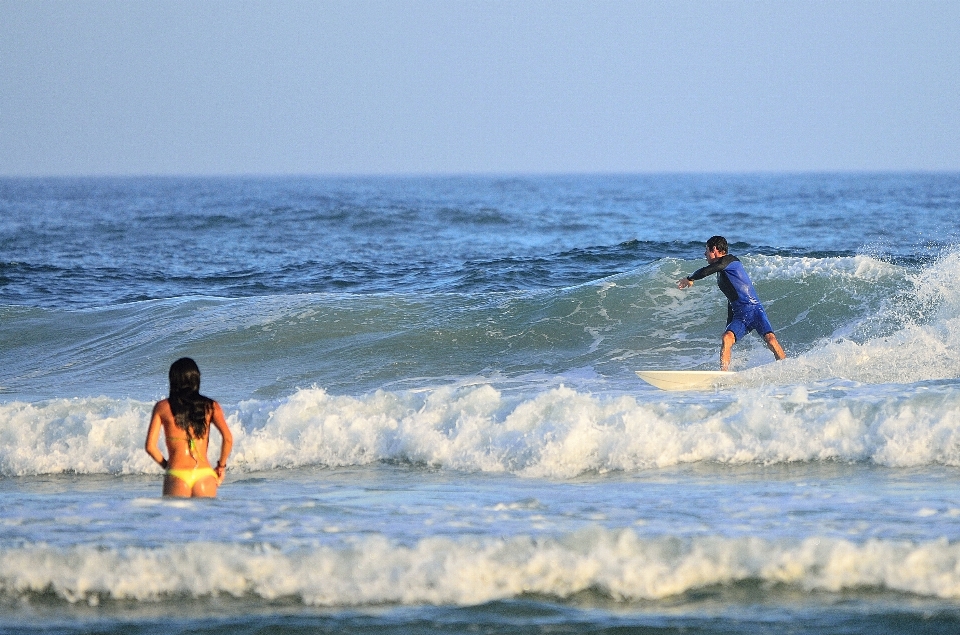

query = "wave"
[[4, 377, 960, 477], [0, 251, 923, 399], [5, 529, 960, 605], [4, 249, 960, 477]]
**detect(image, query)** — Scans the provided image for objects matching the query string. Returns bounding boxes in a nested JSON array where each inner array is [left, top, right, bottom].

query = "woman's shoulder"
[[153, 399, 173, 421], [151, 399, 176, 425]]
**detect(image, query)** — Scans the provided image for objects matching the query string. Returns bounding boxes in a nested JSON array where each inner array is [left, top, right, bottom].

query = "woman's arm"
[[144, 403, 168, 469], [210, 401, 234, 483]]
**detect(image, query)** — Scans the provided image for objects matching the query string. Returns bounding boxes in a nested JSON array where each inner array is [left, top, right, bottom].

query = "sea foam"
[[4, 379, 960, 478], [4, 530, 960, 605], [769, 248, 960, 384]]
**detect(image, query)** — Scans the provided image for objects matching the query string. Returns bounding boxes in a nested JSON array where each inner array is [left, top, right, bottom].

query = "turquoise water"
[[2, 174, 960, 633]]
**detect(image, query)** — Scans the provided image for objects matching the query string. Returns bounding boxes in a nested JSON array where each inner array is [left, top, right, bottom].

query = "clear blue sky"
[[2, 0, 958, 176]]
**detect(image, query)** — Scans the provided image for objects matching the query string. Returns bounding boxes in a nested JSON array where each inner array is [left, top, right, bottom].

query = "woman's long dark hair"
[[168, 357, 213, 439]]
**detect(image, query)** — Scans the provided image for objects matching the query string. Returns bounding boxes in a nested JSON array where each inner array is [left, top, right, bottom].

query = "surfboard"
[[635, 370, 735, 391]]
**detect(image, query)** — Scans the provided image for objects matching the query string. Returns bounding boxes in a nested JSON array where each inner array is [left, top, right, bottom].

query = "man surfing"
[[677, 235, 786, 371]]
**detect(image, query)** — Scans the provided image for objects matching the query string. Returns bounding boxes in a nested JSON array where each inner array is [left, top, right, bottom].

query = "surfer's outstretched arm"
[[679, 259, 727, 290]]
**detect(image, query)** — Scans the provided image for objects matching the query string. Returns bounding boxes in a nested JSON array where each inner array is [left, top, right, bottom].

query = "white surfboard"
[[635, 370, 735, 391]]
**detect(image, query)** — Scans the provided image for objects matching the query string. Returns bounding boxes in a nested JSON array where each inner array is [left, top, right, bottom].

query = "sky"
[[1, 0, 959, 176]]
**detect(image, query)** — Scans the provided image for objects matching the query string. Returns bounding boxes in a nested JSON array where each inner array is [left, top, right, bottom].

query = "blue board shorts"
[[725, 304, 774, 341]]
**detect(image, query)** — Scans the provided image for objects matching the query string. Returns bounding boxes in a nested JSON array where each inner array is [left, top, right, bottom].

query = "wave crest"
[[5, 380, 960, 477], [5, 530, 960, 605]]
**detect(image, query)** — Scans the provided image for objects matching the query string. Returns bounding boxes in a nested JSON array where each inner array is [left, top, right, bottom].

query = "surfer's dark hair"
[[168, 357, 212, 439], [706, 235, 728, 254]]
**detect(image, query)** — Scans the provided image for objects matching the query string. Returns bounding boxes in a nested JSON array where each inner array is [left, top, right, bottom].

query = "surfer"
[[144, 357, 234, 497], [677, 236, 786, 371]]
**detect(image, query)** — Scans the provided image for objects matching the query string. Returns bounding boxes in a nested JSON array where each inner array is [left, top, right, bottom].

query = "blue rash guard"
[[686, 254, 775, 340]]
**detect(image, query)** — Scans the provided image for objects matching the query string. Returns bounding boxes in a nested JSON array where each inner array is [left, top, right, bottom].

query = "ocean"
[[2, 173, 960, 634]]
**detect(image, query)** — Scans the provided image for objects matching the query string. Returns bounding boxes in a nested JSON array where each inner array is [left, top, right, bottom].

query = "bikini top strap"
[[166, 432, 200, 464]]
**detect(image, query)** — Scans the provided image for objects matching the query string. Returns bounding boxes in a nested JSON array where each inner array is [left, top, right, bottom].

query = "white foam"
[[0, 398, 155, 476], [199, 381, 960, 474], [744, 253, 901, 282], [5, 380, 960, 477], [4, 530, 960, 605], [773, 248, 960, 384]]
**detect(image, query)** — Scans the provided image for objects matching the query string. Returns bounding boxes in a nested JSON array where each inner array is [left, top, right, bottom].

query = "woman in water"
[[144, 357, 234, 497]]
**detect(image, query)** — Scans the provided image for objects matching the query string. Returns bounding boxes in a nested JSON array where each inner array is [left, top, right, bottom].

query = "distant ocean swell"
[[4, 380, 960, 478], [5, 530, 960, 605]]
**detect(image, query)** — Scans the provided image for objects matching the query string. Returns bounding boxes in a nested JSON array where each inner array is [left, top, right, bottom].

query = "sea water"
[[2, 174, 960, 633]]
